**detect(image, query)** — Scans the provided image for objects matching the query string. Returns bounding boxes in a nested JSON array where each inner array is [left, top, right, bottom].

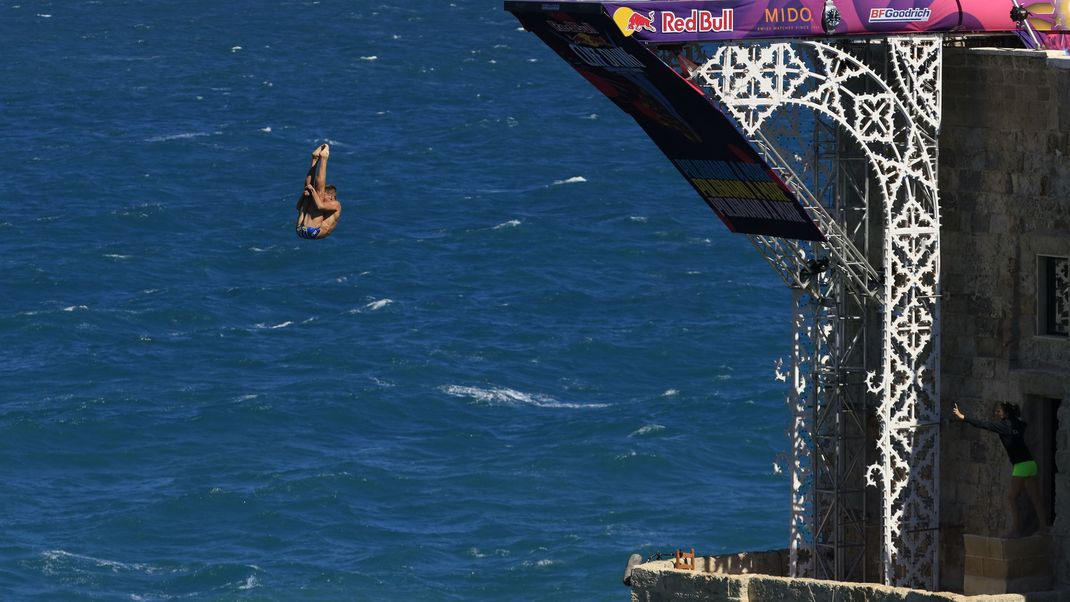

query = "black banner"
[[508, 2, 825, 241]]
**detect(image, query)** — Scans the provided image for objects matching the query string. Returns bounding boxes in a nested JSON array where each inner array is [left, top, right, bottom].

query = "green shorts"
[[1012, 460, 1038, 477]]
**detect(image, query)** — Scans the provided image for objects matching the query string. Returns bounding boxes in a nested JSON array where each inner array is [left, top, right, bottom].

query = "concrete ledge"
[[630, 560, 1070, 602]]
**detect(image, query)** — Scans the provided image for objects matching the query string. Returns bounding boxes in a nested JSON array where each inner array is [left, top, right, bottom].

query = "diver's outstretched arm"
[[304, 144, 326, 190]]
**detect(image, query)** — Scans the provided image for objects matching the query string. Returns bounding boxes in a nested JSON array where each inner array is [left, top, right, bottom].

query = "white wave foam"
[[146, 131, 216, 142], [629, 216, 648, 223], [493, 219, 521, 230], [103, 254, 130, 260], [365, 299, 393, 311], [254, 321, 292, 329], [441, 385, 606, 409], [231, 46, 242, 52], [238, 575, 259, 590], [38, 13, 52, 18], [629, 424, 666, 437], [43, 550, 148, 574], [63, 305, 88, 312], [582, 113, 599, 120], [360, 55, 378, 61], [260, 126, 272, 133], [660, 389, 679, 397], [551, 176, 586, 186]]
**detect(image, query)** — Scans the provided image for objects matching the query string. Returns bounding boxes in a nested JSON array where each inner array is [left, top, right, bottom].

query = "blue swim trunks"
[[296, 226, 321, 240]]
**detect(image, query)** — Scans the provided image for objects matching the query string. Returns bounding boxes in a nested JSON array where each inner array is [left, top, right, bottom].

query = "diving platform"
[[506, 0, 1070, 592]]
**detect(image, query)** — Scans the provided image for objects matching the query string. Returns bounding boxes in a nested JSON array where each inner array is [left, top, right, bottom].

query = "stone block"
[[965, 574, 1008, 595], [973, 357, 997, 378], [983, 378, 1011, 401], [1004, 534, 1051, 557], [965, 554, 984, 575], [988, 537, 1007, 558], [983, 556, 1051, 579], [965, 534, 990, 556], [747, 577, 868, 602]]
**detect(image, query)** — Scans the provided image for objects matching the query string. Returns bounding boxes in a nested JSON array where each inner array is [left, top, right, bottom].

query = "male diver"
[[295, 144, 341, 239]]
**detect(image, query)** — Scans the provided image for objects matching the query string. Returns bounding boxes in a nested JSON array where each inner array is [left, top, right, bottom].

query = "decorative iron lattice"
[[780, 287, 817, 578], [688, 37, 943, 589], [1055, 257, 1069, 336]]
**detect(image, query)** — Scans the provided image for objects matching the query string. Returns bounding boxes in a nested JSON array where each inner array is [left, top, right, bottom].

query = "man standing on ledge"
[[295, 143, 341, 239]]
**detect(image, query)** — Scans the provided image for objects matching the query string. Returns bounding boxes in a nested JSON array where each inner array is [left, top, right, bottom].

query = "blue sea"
[[2, 1, 793, 599]]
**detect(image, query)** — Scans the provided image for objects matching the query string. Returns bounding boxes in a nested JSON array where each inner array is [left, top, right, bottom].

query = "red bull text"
[[661, 9, 734, 33]]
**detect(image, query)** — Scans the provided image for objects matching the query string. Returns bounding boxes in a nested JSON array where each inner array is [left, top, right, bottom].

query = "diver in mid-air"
[[295, 144, 341, 240]]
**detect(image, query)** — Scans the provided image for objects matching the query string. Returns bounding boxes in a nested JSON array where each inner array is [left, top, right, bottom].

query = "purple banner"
[[513, 0, 1070, 47], [602, 0, 1016, 42], [507, 2, 826, 240]]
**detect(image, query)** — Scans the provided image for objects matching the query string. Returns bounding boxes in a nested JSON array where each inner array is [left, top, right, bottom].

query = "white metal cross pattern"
[[690, 38, 943, 589]]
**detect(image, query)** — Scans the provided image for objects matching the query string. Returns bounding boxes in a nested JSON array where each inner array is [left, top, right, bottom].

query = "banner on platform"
[[507, 2, 826, 240], [513, 1, 1060, 44]]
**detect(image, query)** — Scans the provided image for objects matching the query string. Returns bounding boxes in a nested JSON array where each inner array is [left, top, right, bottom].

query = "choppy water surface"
[[1, 0, 792, 598]]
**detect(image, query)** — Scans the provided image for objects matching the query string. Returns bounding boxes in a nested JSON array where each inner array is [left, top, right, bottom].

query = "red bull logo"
[[612, 7, 656, 36], [627, 10, 656, 32]]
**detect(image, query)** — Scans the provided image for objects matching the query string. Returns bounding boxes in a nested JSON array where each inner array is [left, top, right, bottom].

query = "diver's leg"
[[1008, 477, 1024, 537], [315, 144, 329, 196], [1024, 476, 1048, 533]]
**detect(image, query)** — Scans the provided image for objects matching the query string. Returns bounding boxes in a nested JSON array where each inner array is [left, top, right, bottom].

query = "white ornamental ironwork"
[[1055, 257, 1069, 335], [689, 37, 943, 589]]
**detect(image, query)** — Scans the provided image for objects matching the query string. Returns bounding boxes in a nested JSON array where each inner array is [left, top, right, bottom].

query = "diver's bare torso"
[[295, 144, 341, 240], [297, 197, 341, 234]]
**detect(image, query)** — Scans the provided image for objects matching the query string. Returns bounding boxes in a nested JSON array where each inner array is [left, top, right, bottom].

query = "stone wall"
[[631, 45, 1070, 602], [629, 560, 1070, 602], [939, 47, 1070, 592]]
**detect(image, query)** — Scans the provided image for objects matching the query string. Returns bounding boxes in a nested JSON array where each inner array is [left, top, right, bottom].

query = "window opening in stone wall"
[[1038, 256, 1069, 337]]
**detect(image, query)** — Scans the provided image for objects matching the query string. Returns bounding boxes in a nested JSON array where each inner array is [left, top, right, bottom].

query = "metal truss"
[[678, 37, 943, 589]]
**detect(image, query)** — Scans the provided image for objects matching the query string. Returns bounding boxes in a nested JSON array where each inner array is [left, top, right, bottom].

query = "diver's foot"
[[318, 144, 329, 159], [312, 145, 323, 159]]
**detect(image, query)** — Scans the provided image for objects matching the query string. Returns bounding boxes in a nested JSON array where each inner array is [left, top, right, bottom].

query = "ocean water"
[[2, 1, 793, 599]]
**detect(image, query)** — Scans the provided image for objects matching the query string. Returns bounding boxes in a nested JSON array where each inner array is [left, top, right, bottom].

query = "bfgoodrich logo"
[[868, 7, 931, 22]]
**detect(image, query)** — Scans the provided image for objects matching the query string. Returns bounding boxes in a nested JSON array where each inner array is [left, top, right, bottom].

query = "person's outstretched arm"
[[953, 403, 1011, 434]]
